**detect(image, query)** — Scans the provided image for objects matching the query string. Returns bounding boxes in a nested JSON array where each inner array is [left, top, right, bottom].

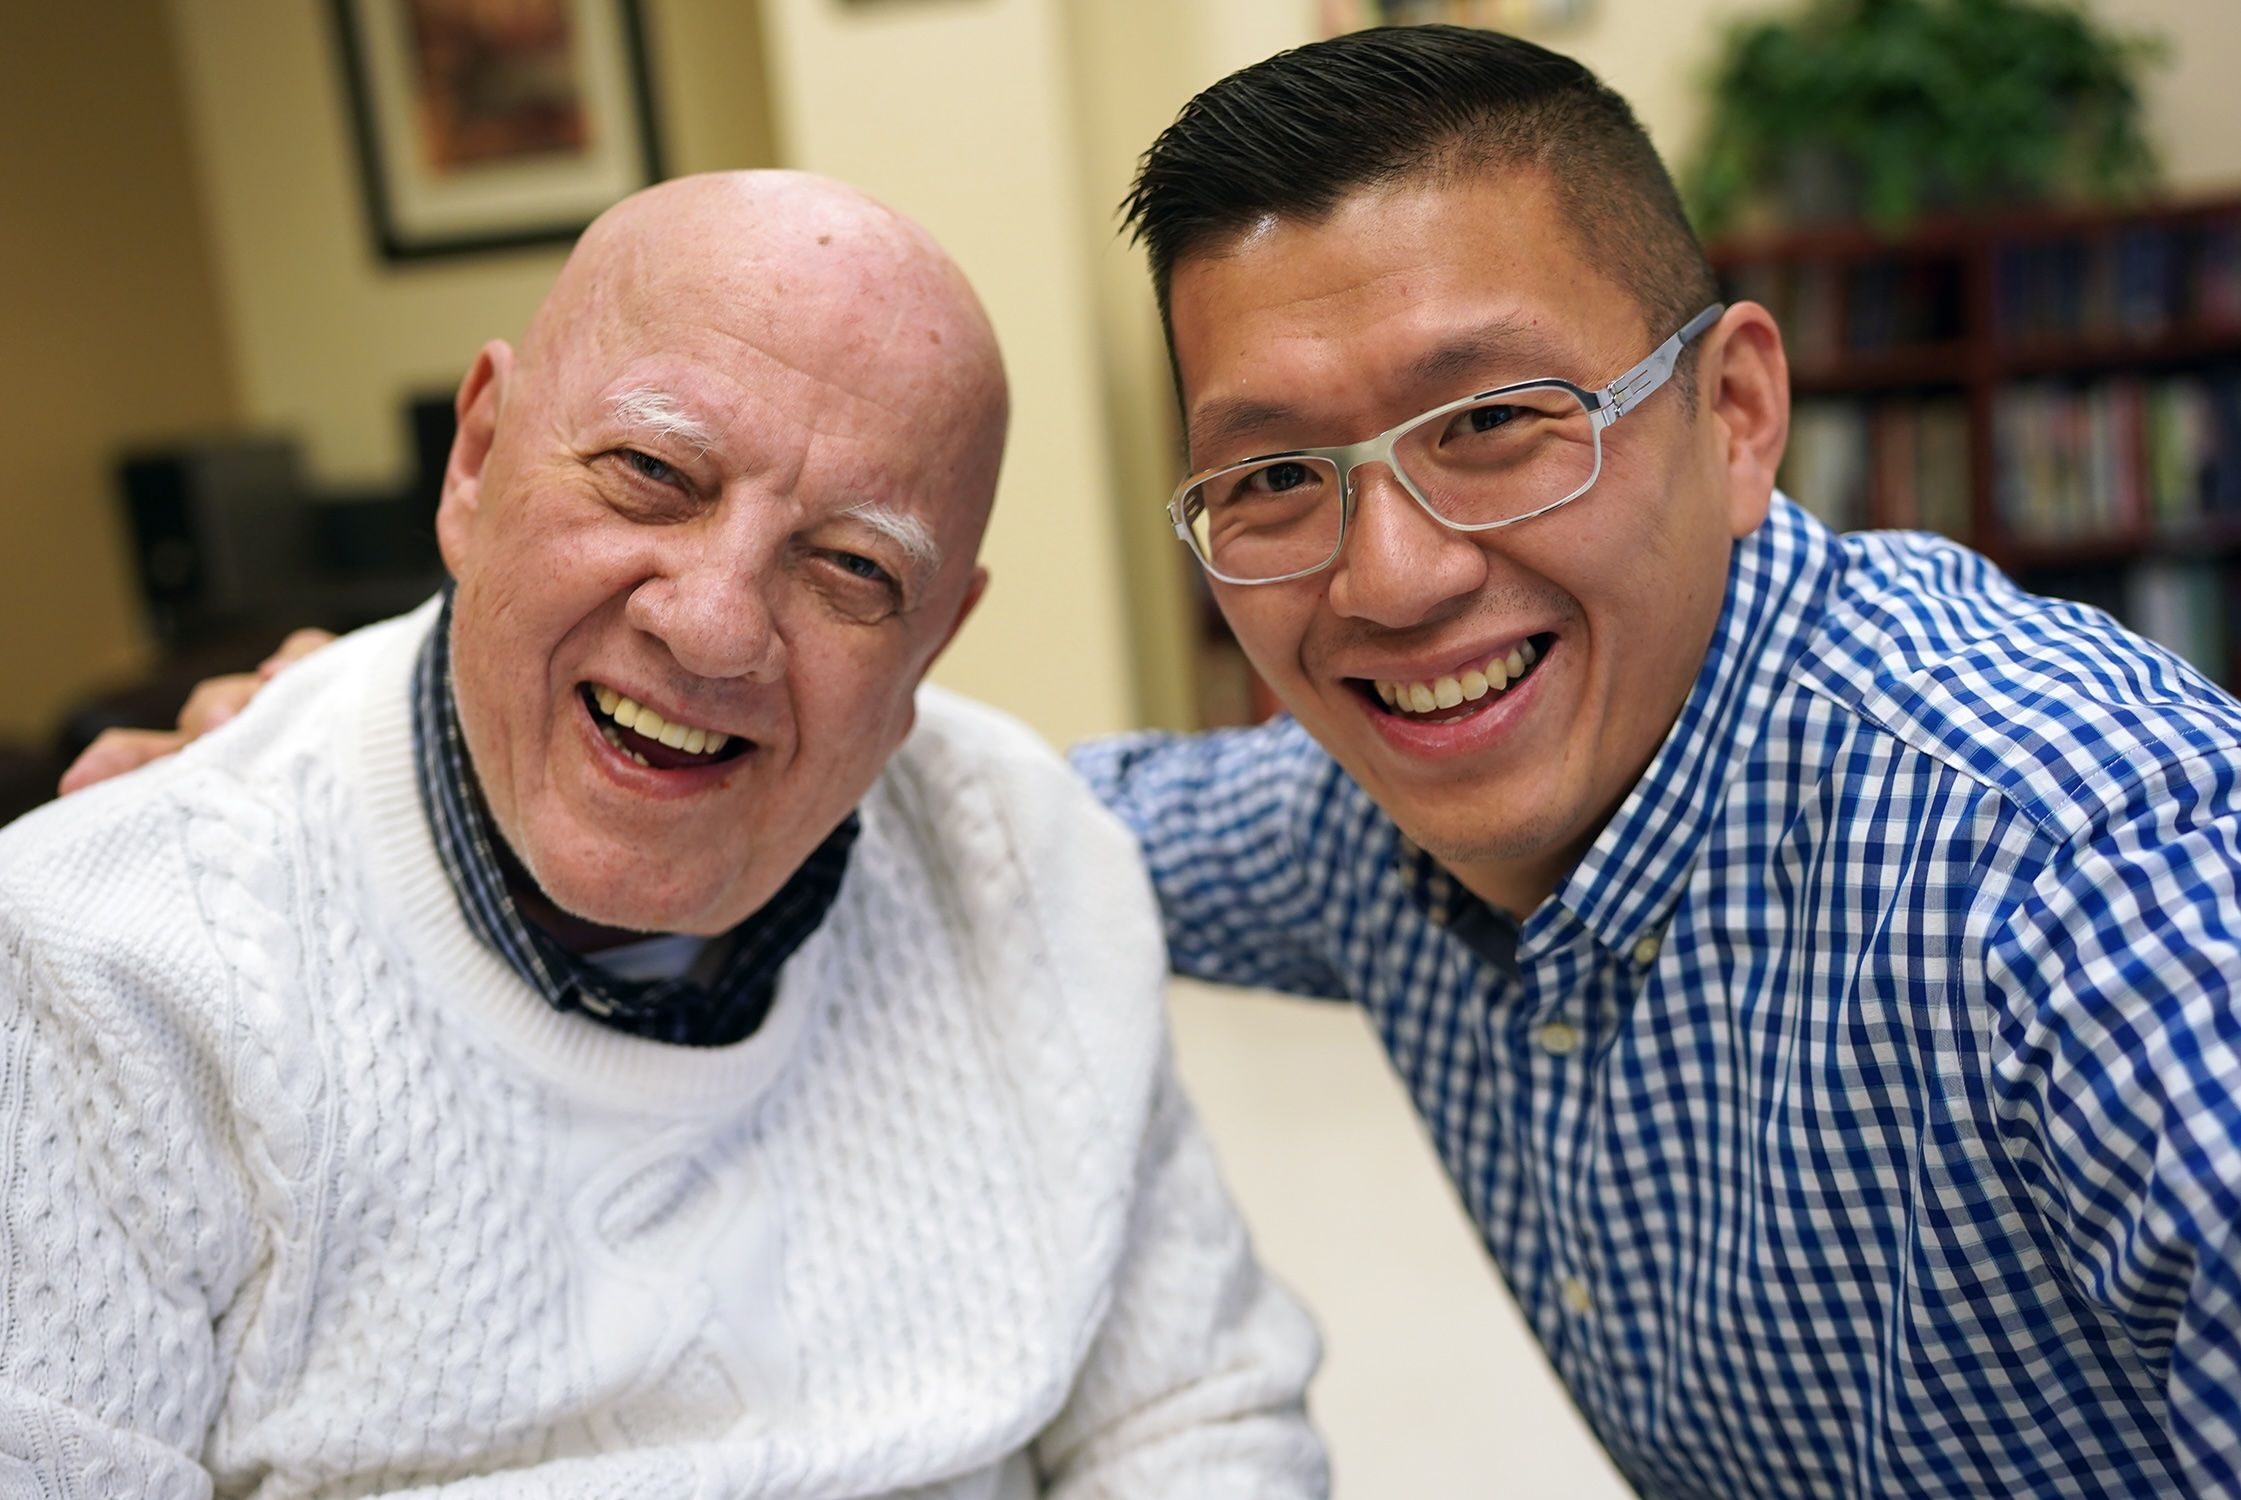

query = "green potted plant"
[[1687, 0, 2163, 237]]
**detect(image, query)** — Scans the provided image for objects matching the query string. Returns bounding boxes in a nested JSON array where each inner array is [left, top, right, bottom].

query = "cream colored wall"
[[1056, 0, 1321, 731], [1055, 0, 1203, 732], [758, 0, 1140, 745], [2119, 0, 2241, 193], [0, 0, 237, 741]]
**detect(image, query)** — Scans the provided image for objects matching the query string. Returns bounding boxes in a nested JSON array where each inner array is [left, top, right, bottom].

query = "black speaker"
[[408, 391, 457, 514], [116, 440, 311, 645]]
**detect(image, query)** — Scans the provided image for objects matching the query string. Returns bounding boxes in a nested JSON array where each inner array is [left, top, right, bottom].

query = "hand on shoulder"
[[56, 628, 336, 795]]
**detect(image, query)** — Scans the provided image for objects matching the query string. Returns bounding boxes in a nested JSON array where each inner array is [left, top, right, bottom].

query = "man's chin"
[[520, 855, 761, 944], [1388, 799, 1596, 912]]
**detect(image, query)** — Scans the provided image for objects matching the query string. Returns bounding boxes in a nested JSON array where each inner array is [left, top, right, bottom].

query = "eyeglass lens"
[[1182, 385, 1597, 582]]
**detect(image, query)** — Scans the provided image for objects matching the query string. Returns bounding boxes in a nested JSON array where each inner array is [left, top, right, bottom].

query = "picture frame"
[[329, 0, 665, 261]]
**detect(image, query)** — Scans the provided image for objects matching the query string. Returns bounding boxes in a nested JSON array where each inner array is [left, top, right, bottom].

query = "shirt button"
[[1630, 933, 1662, 966], [1561, 1277, 1594, 1315], [1535, 1020, 1582, 1056]]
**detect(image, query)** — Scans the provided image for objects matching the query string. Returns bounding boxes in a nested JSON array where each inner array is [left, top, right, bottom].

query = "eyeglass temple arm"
[[1591, 302, 1726, 427]]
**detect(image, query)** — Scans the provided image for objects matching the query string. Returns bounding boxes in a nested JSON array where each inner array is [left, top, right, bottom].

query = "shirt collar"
[[408, 592, 857, 1047], [1394, 837, 1522, 979], [1550, 499, 1839, 957]]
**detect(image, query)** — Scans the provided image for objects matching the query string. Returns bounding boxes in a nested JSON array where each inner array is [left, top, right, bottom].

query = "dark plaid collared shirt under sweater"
[[410, 594, 854, 1046]]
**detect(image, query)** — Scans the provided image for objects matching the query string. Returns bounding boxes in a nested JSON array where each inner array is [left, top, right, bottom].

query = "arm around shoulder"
[[1070, 724, 1347, 999]]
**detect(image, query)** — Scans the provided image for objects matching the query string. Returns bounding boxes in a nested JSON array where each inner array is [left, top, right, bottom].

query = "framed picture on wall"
[[329, 0, 665, 261]]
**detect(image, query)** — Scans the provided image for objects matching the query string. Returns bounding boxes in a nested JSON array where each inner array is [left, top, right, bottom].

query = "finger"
[[258, 628, 338, 680], [176, 674, 261, 738], [57, 729, 188, 797]]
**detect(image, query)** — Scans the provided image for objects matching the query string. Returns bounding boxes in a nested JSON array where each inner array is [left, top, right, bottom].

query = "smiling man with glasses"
[[1080, 23, 2241, 1498]]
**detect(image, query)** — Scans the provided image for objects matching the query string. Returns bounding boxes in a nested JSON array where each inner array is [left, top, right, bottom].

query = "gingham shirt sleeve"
[[1071, 726, 1346, 1000], [1980, 750, 2241, 1494]]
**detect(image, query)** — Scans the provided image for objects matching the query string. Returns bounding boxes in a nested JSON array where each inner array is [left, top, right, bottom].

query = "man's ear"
[[1701, 302, 1789, 540], [892, 567, 988, 741], [436, 341, 514, 575], [933, 566, 990, 664]]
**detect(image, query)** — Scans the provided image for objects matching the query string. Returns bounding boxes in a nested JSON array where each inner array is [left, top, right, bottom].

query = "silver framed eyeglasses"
[[1168, 302, 1726, 585]]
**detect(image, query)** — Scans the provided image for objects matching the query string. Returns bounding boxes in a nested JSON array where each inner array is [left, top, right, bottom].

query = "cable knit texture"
[[0, 602, 1324, 1499]]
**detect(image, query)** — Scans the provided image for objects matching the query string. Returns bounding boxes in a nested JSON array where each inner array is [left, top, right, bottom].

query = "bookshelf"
[[1715, 193, 2241, 692]]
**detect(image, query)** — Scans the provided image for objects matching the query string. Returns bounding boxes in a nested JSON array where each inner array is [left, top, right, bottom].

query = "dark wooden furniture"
[[1712, 193, 2241, 691]]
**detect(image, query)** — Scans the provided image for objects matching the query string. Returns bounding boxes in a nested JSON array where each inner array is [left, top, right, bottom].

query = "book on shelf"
[[1995, 208, 2241, 345], [2128, 560, 2232, 683], [1844, 258, 1958, 353], [2114, 224, 2172, 337], [2201, 218, 2241, 328], [1782, 396, 1969, 539], [1916, 401, 1972, 539], [1727, 260, 1844, 367], [2146, 377, 2212, 527], [1782, 400, 1869, 532], [2209, 371, 2241, 515], [1995, 369, 2241, 545]]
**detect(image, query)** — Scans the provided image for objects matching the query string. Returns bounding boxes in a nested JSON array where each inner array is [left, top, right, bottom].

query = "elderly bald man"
[[0, 172, 1323, 1497]]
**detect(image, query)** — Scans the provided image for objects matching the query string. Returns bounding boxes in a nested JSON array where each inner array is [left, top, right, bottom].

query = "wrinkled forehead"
[[1168, 174, 1642, 411], [550, 199, 969, 392], [556, 227, 943, 384], [523, 222, 1005, 545]]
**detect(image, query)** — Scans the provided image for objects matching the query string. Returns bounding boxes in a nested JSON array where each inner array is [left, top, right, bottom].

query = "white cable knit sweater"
[[0, 604, 1324, 1499]]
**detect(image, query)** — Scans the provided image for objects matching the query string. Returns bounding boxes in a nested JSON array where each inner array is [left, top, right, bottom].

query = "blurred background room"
[[4, 1, 2239, 1492]]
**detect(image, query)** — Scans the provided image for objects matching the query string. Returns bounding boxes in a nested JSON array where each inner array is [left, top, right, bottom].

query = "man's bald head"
[[517, 171, 1008, 537]]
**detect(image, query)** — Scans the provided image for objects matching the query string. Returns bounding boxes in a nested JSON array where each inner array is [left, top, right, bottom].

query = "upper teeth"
[[1375, 639, 1539, 715], [592, 685, 730, 756]]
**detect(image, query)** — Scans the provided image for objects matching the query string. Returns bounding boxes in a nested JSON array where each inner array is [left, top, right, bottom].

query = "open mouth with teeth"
[[580, 684, 751, 771], [1362, 634, 1552, 722]]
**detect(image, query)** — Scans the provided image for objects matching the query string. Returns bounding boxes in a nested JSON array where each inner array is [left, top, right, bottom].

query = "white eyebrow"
[[844, 501, 941, 573], [607, 385, 938, 571], [607, 385, 720, 455]]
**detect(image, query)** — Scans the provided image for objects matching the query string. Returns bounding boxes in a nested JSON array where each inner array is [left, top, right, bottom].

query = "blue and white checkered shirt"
[[1074, 498, 2241, 1497]]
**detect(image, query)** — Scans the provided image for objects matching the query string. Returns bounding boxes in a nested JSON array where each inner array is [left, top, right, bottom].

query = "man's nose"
[[624, 536, 787, 682], [1323, 463, 1490, 629]]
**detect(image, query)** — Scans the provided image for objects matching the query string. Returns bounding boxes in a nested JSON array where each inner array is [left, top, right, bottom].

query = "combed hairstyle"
[[1121, 25, 1719, 394]]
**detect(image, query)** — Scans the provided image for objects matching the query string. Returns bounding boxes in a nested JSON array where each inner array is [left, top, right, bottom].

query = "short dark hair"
[[1121, 25, 1717, 379]]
